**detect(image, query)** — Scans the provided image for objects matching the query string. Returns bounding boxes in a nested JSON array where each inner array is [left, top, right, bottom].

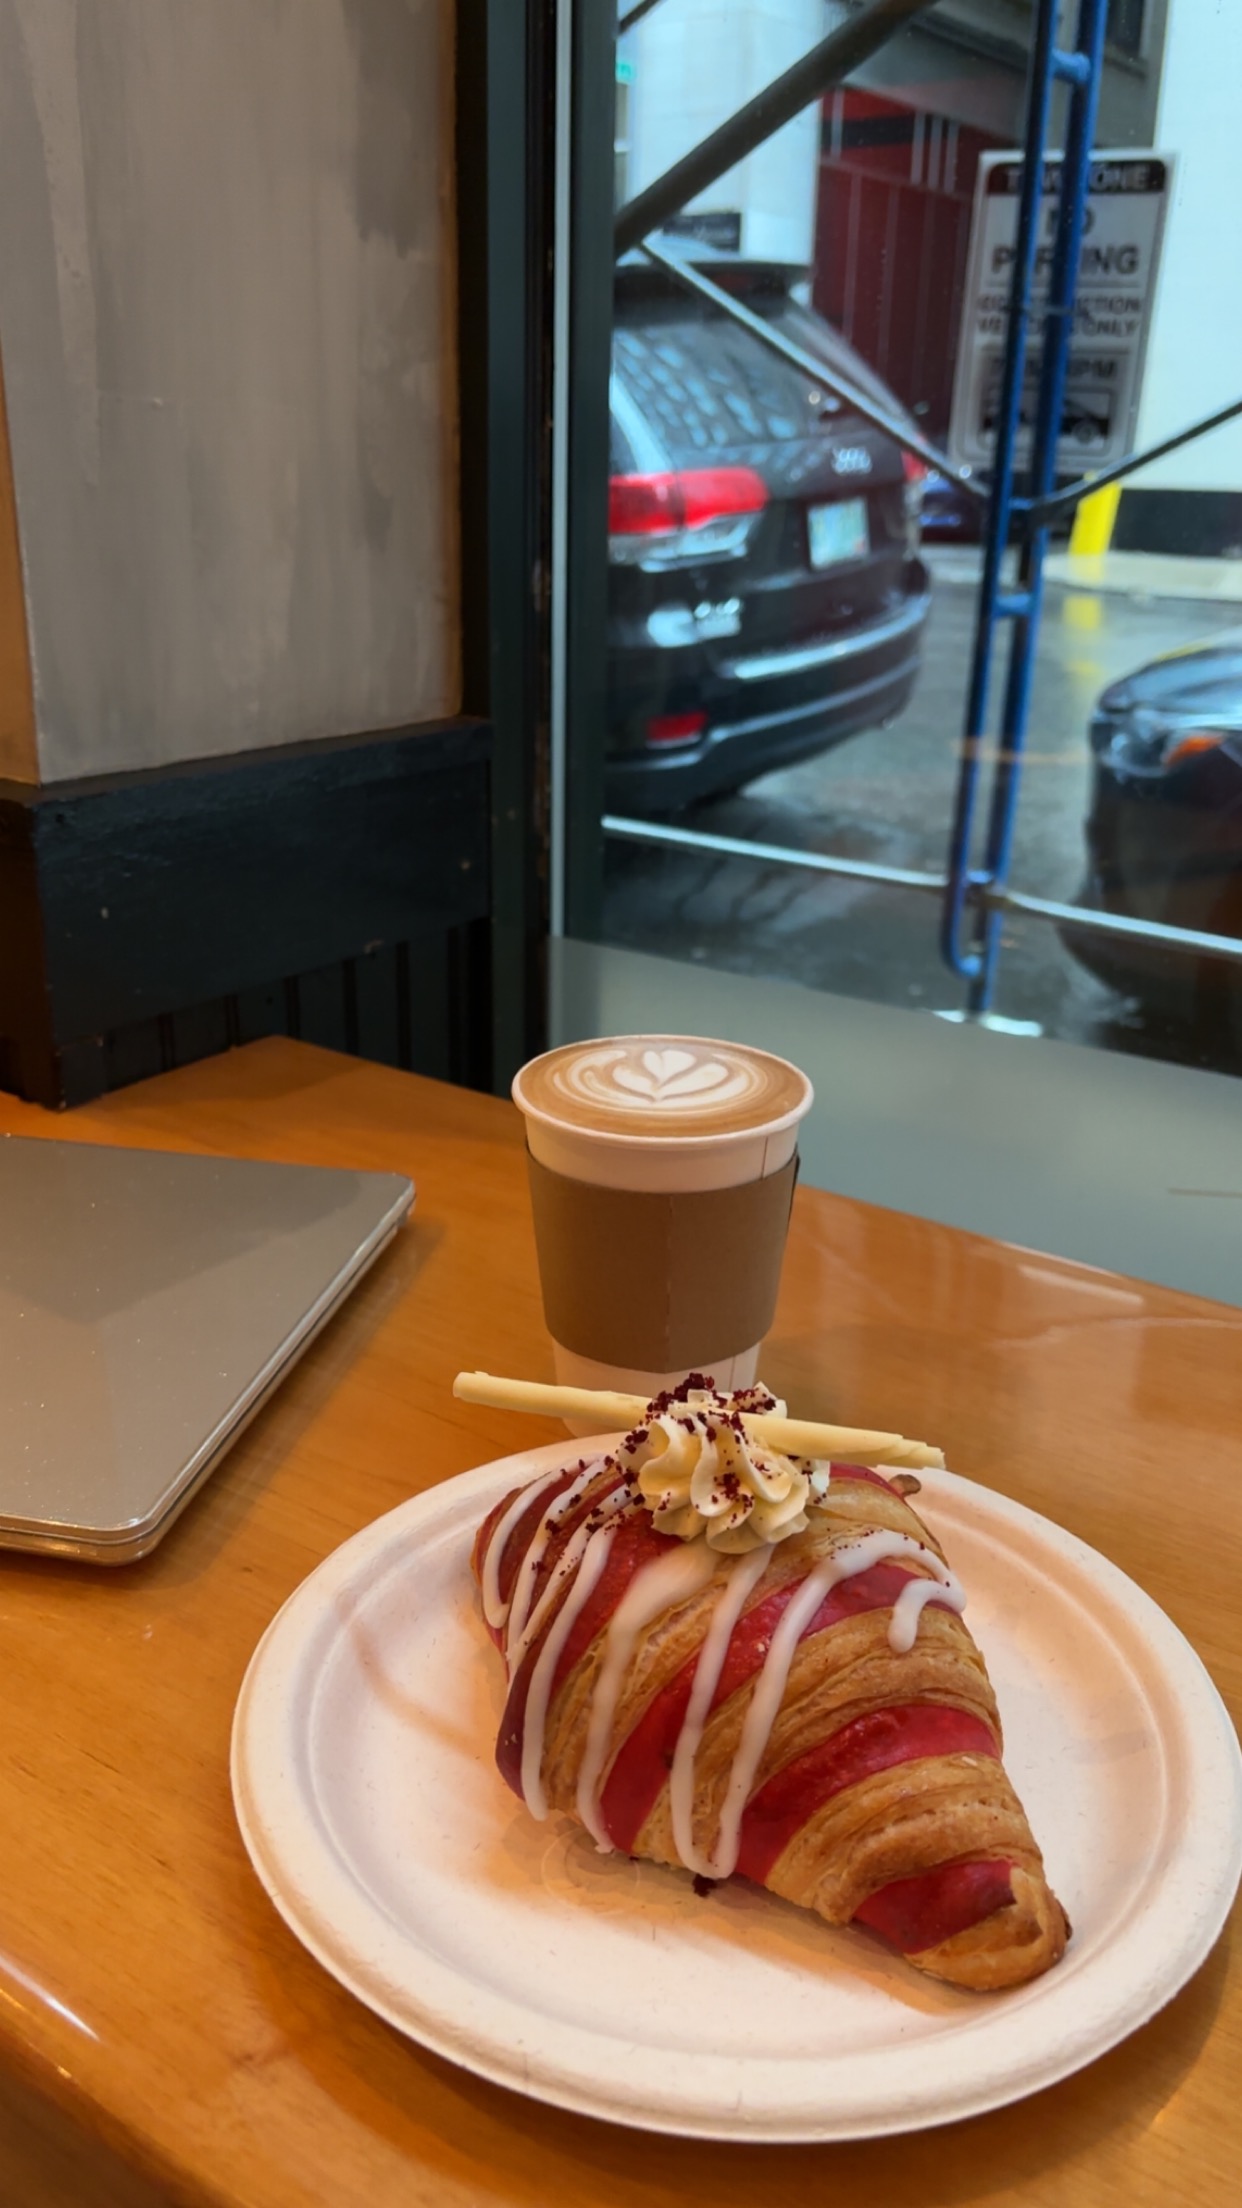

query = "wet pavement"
[[602, 551, 1242, 1078]]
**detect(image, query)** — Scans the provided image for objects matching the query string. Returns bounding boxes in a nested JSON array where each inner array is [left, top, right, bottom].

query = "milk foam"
[[515, 1035, 809, 1138]]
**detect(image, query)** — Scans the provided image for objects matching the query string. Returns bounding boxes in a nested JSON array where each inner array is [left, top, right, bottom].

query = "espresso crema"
[[513, 1036, 811, 1139]]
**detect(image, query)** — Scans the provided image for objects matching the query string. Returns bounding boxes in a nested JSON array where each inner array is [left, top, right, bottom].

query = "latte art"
[[514, 1035, 810, 1139], [594, 1046, 745, 1111]]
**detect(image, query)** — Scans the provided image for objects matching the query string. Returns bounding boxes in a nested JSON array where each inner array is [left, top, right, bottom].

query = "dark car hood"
[[1100, 635, 1242, 722]]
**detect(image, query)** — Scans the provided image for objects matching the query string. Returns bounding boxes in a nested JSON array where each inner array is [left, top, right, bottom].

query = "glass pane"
[[588, 0, 1241, 1080]]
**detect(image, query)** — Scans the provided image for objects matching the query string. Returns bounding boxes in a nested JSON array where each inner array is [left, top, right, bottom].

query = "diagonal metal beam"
[[602, 818, 1242, 976], [603, 814, 948, 894], [1028, 394, 1242, 524], [615, 0, 943, 256], [618, 0, 672, 32], [640, 239, 986, 494], [985, 885, 1242, 967]]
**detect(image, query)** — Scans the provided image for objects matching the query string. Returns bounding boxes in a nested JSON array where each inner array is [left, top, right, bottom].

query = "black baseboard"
[[1113, 489, 1242, 560], [0, 718, 494, 1108]]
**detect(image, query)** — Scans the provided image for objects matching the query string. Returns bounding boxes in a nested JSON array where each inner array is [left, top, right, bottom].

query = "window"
[[1106, 0, 1146, 61], [615, 62, 633, 210], [564, 0, 1242, 1086]]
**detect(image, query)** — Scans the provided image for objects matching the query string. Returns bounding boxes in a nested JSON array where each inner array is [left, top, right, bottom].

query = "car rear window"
[[613, 309, 809, 458]]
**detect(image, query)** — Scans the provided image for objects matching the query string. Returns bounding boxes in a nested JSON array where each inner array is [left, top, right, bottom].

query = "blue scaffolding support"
[[941, 0, 1109, 1010]]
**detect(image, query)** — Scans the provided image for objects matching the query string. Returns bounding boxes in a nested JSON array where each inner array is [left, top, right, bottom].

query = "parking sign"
[[948, 151, 1171, 474]]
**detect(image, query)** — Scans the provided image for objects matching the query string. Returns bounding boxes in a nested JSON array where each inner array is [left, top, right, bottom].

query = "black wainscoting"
[[0, 719, 493, 1109], [1114, 490, 1242, 560], [86, 925, 493, 1101]]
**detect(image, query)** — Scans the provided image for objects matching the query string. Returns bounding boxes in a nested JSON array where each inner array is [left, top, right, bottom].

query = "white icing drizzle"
[[669, 1545, 771, 1876], [521, 1525, 617, 1817], [504, 1456, 605, 1654], [574, 1541, 719, 1851], [506, 1479, 633, 1677], [487, 1401, 968, 1877], [480, 1466, 567, 1629], [889, 1568, 966, 1652], [707, 1554, 840, 1879], [703, 1530, 964, 1879]]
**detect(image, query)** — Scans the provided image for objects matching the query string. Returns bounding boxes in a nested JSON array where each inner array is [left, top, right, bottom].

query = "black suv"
[[606, 254, 931, 813]]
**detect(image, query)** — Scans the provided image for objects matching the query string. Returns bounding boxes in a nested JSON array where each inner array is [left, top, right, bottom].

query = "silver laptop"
[[0, 1136, 413, 1563]]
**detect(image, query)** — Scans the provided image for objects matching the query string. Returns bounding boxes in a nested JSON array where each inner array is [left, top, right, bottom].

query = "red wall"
[[814, 90, 1003, 435]]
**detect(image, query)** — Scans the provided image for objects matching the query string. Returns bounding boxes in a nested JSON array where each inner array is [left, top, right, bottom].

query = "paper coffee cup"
[[512, 1035, 813, 1413]]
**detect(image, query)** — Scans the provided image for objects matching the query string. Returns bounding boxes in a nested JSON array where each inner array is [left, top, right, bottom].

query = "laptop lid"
[[0, 1136, 413, 1562]]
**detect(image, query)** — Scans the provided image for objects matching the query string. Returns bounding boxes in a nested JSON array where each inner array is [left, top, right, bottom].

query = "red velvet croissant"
[[471, 1387, 1068, 1991]]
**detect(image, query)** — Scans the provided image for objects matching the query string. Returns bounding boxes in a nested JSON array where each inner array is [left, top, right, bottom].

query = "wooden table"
[[1, 1038, 1239, 2208]]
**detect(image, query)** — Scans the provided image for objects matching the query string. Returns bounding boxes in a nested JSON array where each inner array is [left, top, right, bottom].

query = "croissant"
[[471, 1383, 1069, 1991]]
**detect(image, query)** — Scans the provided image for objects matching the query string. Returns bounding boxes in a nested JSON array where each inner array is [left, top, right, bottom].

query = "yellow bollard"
[[1069, 480, 1122, 557]]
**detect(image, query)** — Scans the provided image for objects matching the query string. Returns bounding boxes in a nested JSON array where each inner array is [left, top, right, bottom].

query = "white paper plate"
[[231, 1441, 1242, 2141]]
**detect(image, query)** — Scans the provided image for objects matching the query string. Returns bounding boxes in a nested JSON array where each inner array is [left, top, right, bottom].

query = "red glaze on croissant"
[[471, 1392, 1068, 1992]]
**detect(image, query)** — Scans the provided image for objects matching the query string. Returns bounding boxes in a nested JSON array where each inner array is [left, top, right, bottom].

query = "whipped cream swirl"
[[619, 1382, 821, 1554]]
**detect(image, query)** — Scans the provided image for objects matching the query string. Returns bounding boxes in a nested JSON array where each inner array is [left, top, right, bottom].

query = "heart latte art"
[[611, 1048, 735, 1104], [514, 1036, 810, 1137]]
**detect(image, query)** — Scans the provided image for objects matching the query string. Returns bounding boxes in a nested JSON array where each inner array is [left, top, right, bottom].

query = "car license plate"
[[808, 497, 869, 569]]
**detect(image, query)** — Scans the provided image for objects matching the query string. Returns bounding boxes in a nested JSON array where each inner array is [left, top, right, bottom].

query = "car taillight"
[[646, 709, 706, 748], [1162, 729, 1229, 770], [901, 450, 927, 546], [608, 468, 768, 568], [609, 475, 682, 536], [899, 450, 927, 553]]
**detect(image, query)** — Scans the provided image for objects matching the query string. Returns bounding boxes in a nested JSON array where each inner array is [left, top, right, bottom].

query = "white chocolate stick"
[[452, 1371, 944, 1471]]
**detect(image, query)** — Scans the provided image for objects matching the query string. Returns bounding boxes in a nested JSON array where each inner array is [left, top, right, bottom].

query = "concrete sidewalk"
[[1044, 549, 1242, 603], [927, 543, 1242, 604]]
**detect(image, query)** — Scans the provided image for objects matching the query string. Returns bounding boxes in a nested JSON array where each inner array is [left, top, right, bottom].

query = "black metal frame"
[[559, 0, 621, 943], [458, 0, 556, 1083]]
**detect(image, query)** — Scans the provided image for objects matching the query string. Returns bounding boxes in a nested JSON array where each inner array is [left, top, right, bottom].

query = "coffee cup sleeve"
[[525, 1150, 799, 1371]]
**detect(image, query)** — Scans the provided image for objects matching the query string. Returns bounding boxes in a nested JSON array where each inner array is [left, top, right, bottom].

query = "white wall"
[[628, 0, 827, 265], [1131, 0, 1242, 492], [623, 0, 1165, 259], [0, 0, 458, 784]]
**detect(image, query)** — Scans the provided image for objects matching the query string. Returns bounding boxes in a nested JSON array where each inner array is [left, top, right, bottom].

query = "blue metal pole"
[[967, 0, 1108, 1011], [940, 0, 1060, 981], [940, 0, 1107, 998]]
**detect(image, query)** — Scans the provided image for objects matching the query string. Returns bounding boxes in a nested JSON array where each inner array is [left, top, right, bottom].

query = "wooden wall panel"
[[0, 0, 459, 784], [0, 350, 35, 783]]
